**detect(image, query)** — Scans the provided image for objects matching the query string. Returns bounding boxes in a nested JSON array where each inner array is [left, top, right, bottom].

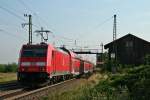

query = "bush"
[[104, 59, 119, 73], [109, 65, 150, 100], [144, 54, 150, 65], [0, 63, 17, 73], [0, 64, 5, 72]]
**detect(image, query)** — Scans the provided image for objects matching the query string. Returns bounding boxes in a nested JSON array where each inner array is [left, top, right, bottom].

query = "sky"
[[0, 0, 150, 64]]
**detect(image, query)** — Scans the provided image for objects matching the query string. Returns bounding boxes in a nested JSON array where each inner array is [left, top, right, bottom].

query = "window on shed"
[[126, 41, 133, 47]]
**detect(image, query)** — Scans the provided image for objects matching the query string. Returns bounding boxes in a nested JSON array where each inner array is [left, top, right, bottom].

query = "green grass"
[[42, 65, 150, 100], [41, 73, 107, 100]]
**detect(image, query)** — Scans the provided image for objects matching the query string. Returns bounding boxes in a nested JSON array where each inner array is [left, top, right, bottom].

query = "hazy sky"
[[0, 0, 150, 64]]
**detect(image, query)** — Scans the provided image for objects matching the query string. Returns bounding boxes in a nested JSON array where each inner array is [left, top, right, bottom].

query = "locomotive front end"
[[18, 44, 49, 85]]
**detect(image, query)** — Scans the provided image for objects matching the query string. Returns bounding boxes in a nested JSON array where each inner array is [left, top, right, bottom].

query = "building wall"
[[107, 36, 150, 65]]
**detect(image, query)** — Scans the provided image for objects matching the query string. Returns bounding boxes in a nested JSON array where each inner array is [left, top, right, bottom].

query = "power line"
[[54, 34, 74, 41], [17, 0, 77, 46], [19, 0, 50, 29], [88, 16, 113, 34], [0, 1, 93, 49], [17, 0, 42, 28], [17, 0, 56, 39], [18, 0, 34, 14], [0, 0, 24, 16], [17, 0, 74, 41], [0, 5, 25, 21], [57, 16, 113, 47], [78, 15, 113, 41], [0, 29, 26, 41], [0, 4, 28, 32], [95, 16, 113, 29]]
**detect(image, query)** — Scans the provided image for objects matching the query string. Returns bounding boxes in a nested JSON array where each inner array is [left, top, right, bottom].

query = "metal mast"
[[22, 14, 32, 44], [101, 43, 103, 54], [112, 14, 117, 73], [100, 42, 104, 63], [113, 14, 117, 41]]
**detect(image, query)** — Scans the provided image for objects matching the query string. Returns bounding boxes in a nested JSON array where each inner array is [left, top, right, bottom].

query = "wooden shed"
[[104, 34, 150, 65]]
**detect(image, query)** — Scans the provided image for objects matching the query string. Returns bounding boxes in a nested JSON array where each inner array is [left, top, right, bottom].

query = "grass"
[[0, 72, 17, 83], [42, 65, 150, 100], [41, 72, 108, 100]]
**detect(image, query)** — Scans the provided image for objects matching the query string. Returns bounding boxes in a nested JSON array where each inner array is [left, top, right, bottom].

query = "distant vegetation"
[[0, 63, 17, 73]]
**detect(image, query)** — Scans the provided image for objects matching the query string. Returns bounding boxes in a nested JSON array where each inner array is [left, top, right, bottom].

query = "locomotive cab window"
[[22, 50, 34, 57], [22, 46, 47, 57], [34, 49, 47, 57]]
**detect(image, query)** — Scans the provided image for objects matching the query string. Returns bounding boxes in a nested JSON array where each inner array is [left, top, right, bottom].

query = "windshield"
[[21, 46, 47, 57]]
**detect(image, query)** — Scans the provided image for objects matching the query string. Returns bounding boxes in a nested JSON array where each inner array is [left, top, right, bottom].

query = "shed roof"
[[104, 33, 150, 49]]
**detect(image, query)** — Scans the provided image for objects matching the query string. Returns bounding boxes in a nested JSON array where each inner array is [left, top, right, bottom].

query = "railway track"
[[0, 81, 21, 96], [0, 85, 23, 93], [0, 78, 79, 100], [0, 88, 28, 100], [0, 81, 19, 90], [0, 81, 25, 100]]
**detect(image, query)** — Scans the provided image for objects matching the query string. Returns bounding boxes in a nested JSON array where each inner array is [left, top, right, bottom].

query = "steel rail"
[[2, 78, 76, 100]]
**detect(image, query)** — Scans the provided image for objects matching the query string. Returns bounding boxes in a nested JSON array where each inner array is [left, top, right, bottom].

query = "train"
[[17, 43, 94, 86]]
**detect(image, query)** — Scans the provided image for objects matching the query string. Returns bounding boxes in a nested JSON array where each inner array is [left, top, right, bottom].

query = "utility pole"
[[35, 27, 51, 43], [113, 14, 117, 41], [100, 43, 104, 64], [112, 14, 117, 73], [113, 14, 117, 60], [22, 14, 32, 44], [75, 40, 77, 46], [100, 43, 103, 54]]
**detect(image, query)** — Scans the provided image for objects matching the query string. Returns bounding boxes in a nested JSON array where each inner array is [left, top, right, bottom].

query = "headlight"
[[21, 62, 31, 66], [36, 62, 46, 66]]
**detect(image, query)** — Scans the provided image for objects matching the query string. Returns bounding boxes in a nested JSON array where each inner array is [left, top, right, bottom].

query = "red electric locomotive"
[[17, 43, 94, 85]]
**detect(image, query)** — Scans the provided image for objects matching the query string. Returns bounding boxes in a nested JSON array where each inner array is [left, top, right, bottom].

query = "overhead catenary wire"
[[77, 15, 113, 47], [17, 0, 76, 43], [0, 2, 32, 33], [17, 0, 34, 14], [17, 0, 50, 30], [94, 16, 113, 29], [0, 29, 26, 41], [17, 0, 41, 28], [17, 0, 53, 35], [82, 15, 113, 36], [0, 0, 99, 47], [55, 16, 113, 47], [18, 0, 52, 29], [0, 0, 25, 16], [0, 5, 29, 41], [0, 5, 25, 22]]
